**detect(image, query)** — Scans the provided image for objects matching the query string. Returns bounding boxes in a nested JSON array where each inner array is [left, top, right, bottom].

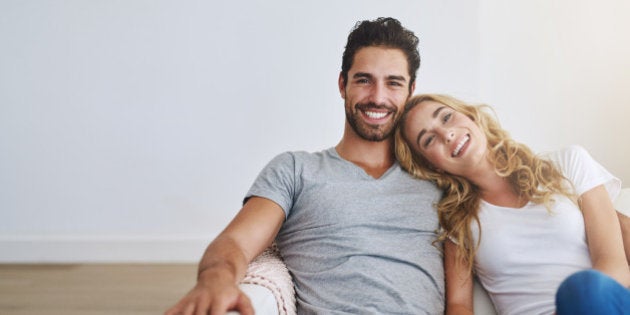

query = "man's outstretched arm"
[[165, 197, 286, 315]]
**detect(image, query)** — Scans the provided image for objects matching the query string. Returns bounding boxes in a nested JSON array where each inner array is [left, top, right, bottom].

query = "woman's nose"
[[439, 129, 455, 143]]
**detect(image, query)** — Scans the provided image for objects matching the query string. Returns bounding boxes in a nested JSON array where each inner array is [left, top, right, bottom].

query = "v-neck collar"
[[326, 147, 399, 180]]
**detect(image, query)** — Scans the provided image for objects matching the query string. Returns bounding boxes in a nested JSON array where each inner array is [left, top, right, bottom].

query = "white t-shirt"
[[472, 145, 621, 315]]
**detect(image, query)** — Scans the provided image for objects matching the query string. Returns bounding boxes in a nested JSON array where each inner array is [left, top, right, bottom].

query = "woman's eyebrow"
[[432, 106, 446, 118]]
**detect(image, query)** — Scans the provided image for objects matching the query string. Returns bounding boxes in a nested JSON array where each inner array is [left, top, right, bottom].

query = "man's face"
[[339, 46, 414, 142]]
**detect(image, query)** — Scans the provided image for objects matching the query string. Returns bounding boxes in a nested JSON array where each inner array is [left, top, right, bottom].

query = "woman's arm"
[[581, 185, 630, 286], [617, 211, 630, 265], [444, 240, 475, 315]]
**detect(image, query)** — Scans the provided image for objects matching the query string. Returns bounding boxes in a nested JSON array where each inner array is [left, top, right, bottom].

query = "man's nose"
[[369, 83, 387, 104]]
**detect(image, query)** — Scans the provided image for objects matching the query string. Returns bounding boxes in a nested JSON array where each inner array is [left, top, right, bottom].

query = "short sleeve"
[[547, 145, 621, 201], [244, 152, 297, 218]]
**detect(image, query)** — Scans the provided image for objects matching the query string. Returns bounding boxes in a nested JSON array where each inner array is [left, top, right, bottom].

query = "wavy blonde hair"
[[394, 94, 574, 272]]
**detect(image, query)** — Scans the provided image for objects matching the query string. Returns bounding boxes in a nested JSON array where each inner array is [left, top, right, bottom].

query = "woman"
[[394, 94, 630, 315]]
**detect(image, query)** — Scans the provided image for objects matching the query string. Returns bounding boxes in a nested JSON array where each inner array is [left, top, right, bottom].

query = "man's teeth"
[[452, 135, 470, 157], [365, 111, 388, 119]]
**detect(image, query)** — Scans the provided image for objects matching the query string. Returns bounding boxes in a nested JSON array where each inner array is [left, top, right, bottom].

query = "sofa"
[[230, 188, 630, 315]]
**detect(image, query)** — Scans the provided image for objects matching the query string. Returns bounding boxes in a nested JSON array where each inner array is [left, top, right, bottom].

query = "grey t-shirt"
[[246, 148, 444, 314]]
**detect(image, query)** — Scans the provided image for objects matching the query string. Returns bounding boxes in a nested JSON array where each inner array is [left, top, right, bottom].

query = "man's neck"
[[335, 130, 395, 179]]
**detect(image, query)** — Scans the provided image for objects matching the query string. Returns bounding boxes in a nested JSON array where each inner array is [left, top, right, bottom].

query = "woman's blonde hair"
[[394, 94, 573, 272]]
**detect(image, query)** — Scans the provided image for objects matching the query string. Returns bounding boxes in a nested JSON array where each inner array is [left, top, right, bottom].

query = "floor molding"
[[0, 235, 211, 263]]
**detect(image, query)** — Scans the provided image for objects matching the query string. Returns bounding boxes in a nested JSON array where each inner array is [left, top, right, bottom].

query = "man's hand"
[[165, 197, 285, 315], [164, 275, 254, 315]]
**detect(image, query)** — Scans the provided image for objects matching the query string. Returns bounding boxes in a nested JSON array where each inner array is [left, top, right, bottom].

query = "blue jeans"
[[556, 269, 630, 315]]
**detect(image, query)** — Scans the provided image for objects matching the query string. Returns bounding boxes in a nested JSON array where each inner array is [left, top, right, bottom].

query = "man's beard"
[[345, 102, 400, 142]]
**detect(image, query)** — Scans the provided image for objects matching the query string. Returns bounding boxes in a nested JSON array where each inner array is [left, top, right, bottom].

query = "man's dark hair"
[[341, 17, 420, 92]]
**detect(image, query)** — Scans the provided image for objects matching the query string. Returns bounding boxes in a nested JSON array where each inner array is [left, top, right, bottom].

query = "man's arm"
[[165, 197, 286, 315]]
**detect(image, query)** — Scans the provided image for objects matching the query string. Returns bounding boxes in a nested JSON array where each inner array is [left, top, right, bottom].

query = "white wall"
[[0, 1, 479, 262], [478, 0, 630, 184], [3, 1, 627, 263]]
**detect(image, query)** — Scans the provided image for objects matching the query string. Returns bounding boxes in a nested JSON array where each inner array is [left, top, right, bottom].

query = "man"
[[165, 17, 444, 314]]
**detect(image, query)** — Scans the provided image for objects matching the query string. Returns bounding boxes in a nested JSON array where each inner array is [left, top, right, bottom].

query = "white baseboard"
[[0, 235, 213, 263]]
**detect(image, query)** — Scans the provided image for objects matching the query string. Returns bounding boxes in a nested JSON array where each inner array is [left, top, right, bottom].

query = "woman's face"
[[402, 100, 488, 177]]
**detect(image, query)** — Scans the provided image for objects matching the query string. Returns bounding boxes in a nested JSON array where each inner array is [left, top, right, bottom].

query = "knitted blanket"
[[242, 244, 296, 315]]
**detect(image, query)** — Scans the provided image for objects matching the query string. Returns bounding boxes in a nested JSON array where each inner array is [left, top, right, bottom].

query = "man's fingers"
[[164, 300, 194, 315], [164, 305, 178, 315], [194, 295, 211, 315], [190, 295, 210, 315], [165, 298, 206, 315], [208, 290, 251, 315], [209, 294, 231, 315], [183, 301, 196, 315], [235, 293, 255, 315], [165, 286, 247, 315]]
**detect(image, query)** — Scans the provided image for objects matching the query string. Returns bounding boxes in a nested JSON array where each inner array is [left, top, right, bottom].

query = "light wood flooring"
[[0, 263, 197, 315]]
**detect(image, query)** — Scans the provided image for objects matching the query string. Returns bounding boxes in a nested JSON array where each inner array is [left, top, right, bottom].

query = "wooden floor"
[[0, 263, 197, 315]]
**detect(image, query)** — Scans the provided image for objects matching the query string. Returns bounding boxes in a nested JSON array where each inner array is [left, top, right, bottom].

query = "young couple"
[[166, 17, 630, 315]]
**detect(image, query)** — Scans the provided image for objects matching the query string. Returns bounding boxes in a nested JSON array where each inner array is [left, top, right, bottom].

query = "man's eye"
[[388, 81, 403, 87], [357, 79, 369, 84]]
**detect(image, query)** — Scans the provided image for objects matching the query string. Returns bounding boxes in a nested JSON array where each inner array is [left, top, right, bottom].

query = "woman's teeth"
[[452, 135, 470, 157]]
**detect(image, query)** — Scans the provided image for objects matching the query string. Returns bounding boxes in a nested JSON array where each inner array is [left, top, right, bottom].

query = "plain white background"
[[1, 0, 628, 262]]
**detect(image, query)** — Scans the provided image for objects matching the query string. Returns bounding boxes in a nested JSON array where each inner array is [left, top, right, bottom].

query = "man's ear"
[[409, 80, 416, 96], [338, 72, 346, 99]]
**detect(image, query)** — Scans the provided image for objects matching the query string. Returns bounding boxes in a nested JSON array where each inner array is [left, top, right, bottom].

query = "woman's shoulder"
[[544, 144, 588, 156], [543, 145, 620, 197], [542, 145, 590, 166]]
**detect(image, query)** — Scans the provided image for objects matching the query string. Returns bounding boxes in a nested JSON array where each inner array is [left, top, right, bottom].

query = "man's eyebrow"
[[353, 72, 373, 79], [415, 106, 446, 147], [387, 75, 407, 82], [352, 73, 407, 82]]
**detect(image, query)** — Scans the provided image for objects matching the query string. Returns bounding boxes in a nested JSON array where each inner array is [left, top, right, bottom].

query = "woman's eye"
[[424, 135, 434, 147], [442, 113, 452, 123]]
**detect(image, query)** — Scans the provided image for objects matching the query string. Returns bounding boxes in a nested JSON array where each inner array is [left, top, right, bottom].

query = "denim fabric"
[[556, 269, 630, 315]]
